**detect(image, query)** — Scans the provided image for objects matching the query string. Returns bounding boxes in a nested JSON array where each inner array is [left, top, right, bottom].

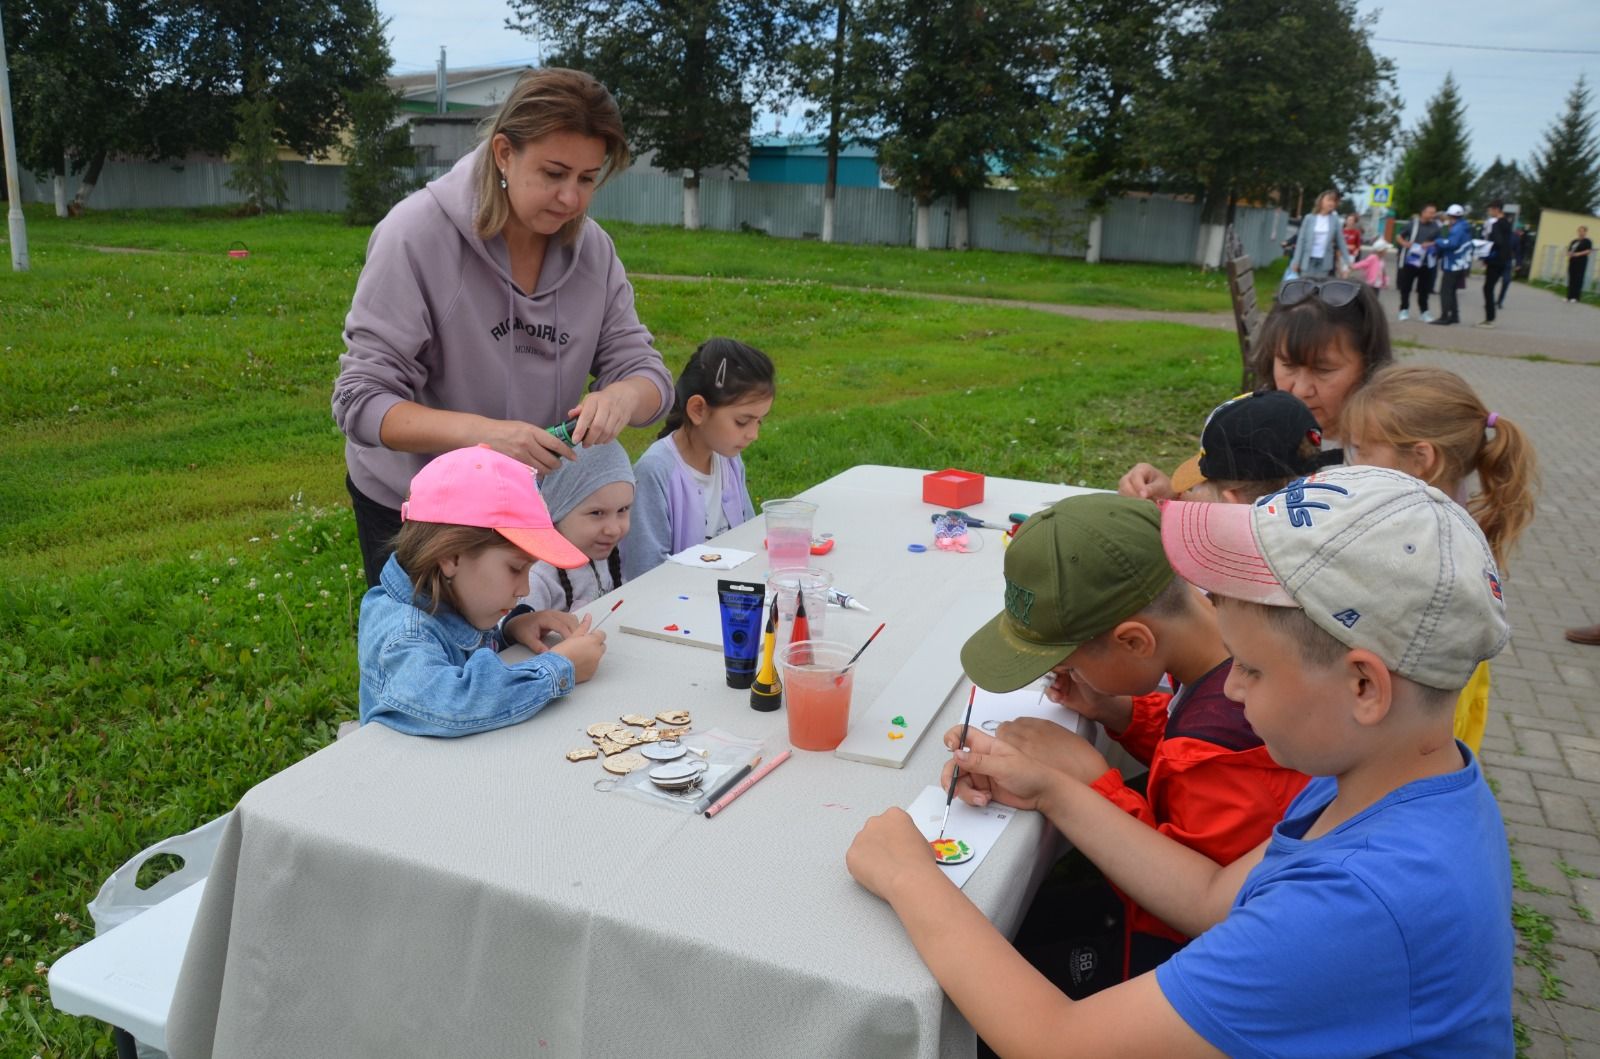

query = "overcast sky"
[[378, 0, 1599, 177]]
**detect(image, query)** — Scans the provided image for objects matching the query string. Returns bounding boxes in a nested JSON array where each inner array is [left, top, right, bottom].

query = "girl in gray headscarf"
[[522, 441, 636, 612]]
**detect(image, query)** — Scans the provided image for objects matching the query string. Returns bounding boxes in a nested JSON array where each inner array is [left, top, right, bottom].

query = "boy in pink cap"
[[358, 445, 608, 737], [847, 466, 1513, 1056]]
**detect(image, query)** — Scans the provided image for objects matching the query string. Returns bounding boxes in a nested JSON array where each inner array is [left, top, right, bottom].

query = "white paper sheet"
[[666, 545, 757, 571], [904, 784, 1021, 889], [968, 680, 1081, 738]]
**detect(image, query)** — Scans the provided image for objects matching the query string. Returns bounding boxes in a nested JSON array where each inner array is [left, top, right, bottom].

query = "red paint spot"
[[664, 624, 679, 631]]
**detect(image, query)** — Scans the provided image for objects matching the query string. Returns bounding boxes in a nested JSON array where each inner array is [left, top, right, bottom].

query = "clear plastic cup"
[[779, 640, 855, 751], [766, 567, 831, 655], [762, 498, 817, 573]]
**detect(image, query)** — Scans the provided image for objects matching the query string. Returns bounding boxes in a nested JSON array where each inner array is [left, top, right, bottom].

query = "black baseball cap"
[[1170, 390, 1335, 494]]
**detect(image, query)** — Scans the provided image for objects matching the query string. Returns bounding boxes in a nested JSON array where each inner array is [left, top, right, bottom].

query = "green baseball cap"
[[961, 494, 1176, 692]]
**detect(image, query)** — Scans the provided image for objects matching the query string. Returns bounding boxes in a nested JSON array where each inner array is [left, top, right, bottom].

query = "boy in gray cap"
[[848, 466, 1513, 1056]]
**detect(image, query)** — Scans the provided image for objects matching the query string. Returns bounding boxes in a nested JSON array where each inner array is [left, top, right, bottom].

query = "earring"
[[499, 172, 508, 190]]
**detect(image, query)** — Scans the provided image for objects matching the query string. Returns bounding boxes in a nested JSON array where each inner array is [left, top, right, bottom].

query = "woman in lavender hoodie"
[[333, 68, 672, 586]]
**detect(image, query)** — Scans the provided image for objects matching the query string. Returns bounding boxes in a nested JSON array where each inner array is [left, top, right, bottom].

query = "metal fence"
[[19, 157, 1288, 265]]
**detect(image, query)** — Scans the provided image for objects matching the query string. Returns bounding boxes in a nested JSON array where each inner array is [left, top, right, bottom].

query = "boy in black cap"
[[1167, 390, 1338, 502]]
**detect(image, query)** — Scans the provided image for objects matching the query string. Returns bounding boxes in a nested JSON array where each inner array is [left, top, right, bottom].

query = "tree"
[[1138, 0, 1397, 265], [787, 0, 878, 242], [149, 0, 385, 160], [1524, 75, 1600, 222], [1053, 0, 1169, 209], [225, 70, 287, 213], [2, 0, 157, 214], [509, 0, 801, 230], [1003, 2, 1169, 261], [342, 10, 416, 225], [1469, 156, 1526, 210], [855, 0, 1061, 249], [1392, 73, 1475, 217], [5, 0, 392, 212]]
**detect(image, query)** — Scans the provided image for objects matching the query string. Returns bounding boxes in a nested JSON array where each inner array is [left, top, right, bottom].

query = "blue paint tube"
[[717, 579, 765, 689]]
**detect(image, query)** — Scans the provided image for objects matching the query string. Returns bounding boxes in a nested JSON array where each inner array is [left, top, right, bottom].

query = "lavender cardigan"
[[624, 434, 754, 580]]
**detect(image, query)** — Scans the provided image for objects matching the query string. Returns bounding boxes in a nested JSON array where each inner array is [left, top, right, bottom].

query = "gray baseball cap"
[[1160, 466, 1509, 690]]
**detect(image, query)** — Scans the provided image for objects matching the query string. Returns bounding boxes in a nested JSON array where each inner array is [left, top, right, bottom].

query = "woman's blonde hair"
[[474, 68, 630, 242], [392, 522, 511, 614], [1343, 365, 1538, 568]]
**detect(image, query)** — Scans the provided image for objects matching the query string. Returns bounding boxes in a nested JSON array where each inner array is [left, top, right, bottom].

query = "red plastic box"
[[922, 468, 985, 508]]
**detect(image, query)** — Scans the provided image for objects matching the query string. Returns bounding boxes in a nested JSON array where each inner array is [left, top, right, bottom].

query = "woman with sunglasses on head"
[[1119, 279, 1390, 501], [1286, 190, 1353, 281]]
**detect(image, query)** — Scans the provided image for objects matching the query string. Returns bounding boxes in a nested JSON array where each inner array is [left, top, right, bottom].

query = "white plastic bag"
[[88, 813, 231, 934]]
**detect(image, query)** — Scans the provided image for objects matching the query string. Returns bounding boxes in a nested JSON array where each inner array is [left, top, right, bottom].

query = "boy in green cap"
[[846, 467, 1512, 1056], [948, 493, 1307, 992]]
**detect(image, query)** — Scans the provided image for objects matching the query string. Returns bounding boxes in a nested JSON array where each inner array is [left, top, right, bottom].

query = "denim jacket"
[[358, 553, 576, 737]]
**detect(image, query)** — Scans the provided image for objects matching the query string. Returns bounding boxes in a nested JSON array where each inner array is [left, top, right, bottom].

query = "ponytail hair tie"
[[1486, 412, 1500, 429]]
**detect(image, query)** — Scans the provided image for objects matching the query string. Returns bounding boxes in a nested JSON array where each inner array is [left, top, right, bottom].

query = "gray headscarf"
[[537, 441, 637, 524]]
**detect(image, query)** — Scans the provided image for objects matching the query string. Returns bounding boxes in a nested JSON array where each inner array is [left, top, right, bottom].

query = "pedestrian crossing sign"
[[1371, 185, 1393, 205]]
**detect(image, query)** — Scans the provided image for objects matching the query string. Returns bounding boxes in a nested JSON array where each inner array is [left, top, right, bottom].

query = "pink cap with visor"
[[401, 445, 588, 570]]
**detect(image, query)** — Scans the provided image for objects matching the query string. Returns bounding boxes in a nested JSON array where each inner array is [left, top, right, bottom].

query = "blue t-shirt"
[[1156, 746, 1512, 1058]]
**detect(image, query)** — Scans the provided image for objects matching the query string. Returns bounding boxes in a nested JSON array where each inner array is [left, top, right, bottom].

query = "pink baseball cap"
[[1159, 466, 1509, 690], [401, 445, 588, 570]]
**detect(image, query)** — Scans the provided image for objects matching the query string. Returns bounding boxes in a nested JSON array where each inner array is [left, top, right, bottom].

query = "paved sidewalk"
[[1403, 348, 1600, 1058], [637, 271, 1600, 364]]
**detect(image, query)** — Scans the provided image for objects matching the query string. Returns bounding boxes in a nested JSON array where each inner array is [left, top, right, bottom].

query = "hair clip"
[[715, 357, 728, 388]]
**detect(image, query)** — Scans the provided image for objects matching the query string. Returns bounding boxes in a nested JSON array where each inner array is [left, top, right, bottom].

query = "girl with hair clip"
[[624, 338, 776, 580], [1120, 279, 1392, 500], [359, 445, 608, 738], [516, 441, 634, 614], [1343, 364, 1539, 753]]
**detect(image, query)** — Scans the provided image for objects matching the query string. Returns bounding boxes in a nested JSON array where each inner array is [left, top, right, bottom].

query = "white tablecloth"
[[166, 465, 1097, 1059]]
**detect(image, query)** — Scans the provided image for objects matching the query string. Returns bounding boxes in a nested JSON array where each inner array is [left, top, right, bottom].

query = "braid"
[[608, 547, 623, 592], [557, 567, 575, 610]]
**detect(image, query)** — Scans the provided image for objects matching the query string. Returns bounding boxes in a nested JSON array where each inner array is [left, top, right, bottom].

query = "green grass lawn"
[[4, 203, 1277, 314], [0, 208, 1242, 1056]]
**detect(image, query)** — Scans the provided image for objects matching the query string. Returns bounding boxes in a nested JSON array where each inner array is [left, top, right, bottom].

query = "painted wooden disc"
[[930, 838, 975, 865]]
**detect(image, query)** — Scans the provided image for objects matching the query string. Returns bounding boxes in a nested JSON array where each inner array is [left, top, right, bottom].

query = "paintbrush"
[[835, 622, 886, 686], [937, 685, 978, 842], [589, 599, 623, 631]]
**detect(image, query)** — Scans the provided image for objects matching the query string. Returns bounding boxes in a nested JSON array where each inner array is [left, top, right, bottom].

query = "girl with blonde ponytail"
[[1343, 364, 1540, 751]]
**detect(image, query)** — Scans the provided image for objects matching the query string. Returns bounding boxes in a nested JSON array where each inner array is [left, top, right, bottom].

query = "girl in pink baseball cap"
[[357, 445, 608, 737]]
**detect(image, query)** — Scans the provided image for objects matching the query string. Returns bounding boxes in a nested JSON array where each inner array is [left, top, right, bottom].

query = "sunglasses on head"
[[1279, 279, 1362, 308]]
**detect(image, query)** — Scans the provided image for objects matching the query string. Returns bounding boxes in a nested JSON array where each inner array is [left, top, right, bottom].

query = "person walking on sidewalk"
[[1477, 201, 1513, 328], [1396, 203, 1440, 322], [1288, 190, 1353, 280], [1433, 204, 1474, 326], [1569, 227, 1594, 303], [1497, 225, 1521, 309]]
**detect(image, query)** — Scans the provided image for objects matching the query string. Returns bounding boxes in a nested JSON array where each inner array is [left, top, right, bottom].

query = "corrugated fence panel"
[[1232, 206, 1288, 266], [589, 169, 683, 226], [1100, 196, 1202, 263], [729, 180, 825, 239], [967, 188, 1085, 256], [20, 160, 350, 212], [15, 159, 1284, 267]]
